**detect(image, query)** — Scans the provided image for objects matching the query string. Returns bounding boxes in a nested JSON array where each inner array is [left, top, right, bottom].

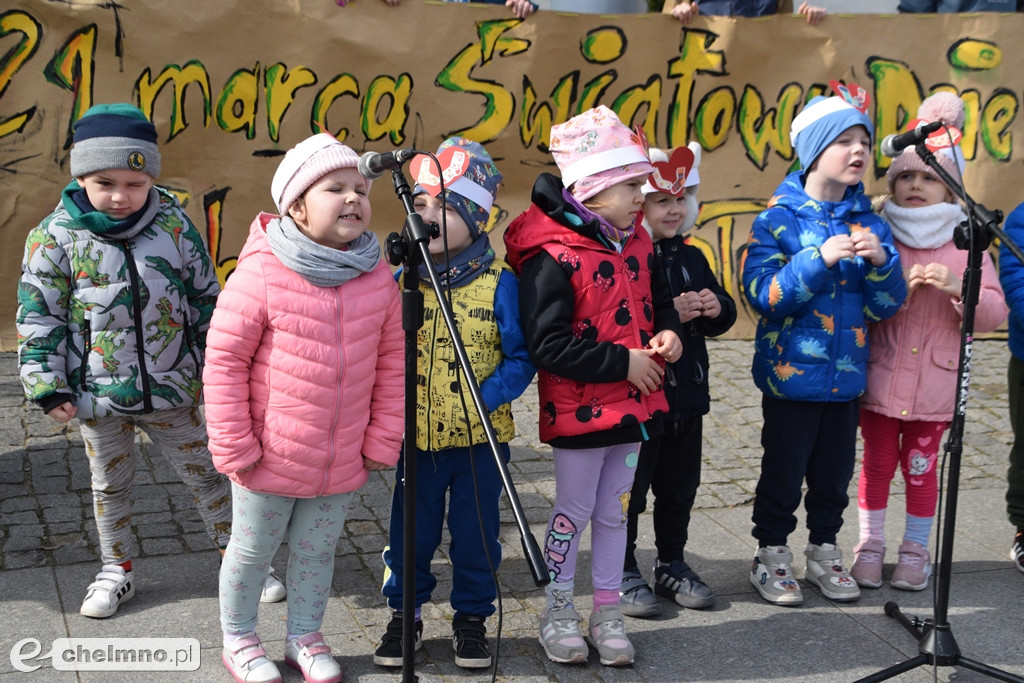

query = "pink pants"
[[858, 409, 947, 517]]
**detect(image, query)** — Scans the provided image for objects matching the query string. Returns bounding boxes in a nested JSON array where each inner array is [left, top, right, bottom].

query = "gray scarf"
[[265, 216, 381, 287]]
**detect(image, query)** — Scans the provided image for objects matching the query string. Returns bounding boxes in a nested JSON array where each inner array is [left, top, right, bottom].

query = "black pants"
[[624, 415, 702, 570], [752, 396, 858, 548], [1007, 355, 1024, 530]]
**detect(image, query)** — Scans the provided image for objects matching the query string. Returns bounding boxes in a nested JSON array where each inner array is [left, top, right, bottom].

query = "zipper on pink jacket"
[[319, 288, 344, 496]]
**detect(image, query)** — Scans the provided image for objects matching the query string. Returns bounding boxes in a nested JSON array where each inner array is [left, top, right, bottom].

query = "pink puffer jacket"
[[203, 214, 403, 497], [861, 239, 1006, 422]]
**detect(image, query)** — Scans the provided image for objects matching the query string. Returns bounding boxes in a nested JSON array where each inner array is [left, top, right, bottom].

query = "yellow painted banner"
[[2, 0, 1021, 346]]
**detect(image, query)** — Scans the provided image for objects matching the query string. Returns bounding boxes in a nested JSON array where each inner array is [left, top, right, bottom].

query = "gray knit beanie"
[[70, 103, 161, 179]]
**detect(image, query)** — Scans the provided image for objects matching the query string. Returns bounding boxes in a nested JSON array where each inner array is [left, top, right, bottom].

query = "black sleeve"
[[652, 248, 685, 337], [35, 391, 74, 414], [690, 251, 737, 339], [518, 251, 630, 384]]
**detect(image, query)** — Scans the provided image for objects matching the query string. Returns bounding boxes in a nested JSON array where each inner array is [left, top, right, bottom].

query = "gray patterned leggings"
[[79, 406, 232, 564]]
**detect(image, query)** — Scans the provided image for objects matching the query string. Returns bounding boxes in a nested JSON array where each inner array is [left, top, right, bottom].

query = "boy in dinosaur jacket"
[[16, 104, 236, 619]]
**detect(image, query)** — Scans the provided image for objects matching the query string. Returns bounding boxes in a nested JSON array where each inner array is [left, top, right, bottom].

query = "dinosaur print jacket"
[[742, 171, 906, 402], [17, 184, 219, 419]]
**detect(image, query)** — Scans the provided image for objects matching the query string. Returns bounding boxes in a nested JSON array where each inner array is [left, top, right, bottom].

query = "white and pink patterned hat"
[[549, 105, 653, 202]]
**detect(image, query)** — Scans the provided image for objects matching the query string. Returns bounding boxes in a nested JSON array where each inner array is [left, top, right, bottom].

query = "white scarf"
[[881, 200, 965, 250]]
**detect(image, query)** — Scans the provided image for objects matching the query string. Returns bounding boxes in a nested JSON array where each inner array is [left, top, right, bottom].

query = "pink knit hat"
[[886, 91, 965, 196], [271, 133, 365, 214], [549, 105, 653, 202]]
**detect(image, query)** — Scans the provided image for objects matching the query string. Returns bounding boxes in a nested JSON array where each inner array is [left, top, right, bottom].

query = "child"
[[373, 138, 535, 670], [741, 87, 907, 606], [852, 92, 1007, 591], [203, 133, 403, 683], [15, 103, 241, 619], [1000, 200, 1024, 575], [503, 105, 683, 666], [620, 144, 737, 617]]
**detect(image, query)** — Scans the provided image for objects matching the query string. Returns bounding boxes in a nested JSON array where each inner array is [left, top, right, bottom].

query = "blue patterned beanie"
[[417, 137, 502, 237]]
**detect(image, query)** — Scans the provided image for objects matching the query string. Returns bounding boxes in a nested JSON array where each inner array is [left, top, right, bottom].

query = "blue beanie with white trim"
[[790, 95, 873, 170]]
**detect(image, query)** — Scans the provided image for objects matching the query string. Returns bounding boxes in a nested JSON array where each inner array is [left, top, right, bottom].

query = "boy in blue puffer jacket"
[[741, 87, 906, 606]]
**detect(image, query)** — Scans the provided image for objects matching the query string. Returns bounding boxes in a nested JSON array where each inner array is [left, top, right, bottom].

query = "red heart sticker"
[[648, 146, 695, 196], [410, 147, 471, 197], [905, 117, 963, 152], [829, 79, 870, 114], [633, 124, 650, 156]]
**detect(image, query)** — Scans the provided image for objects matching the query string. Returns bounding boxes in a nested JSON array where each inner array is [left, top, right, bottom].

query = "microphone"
[[357, 149, 418, 179], [880, 120, 944, 157]]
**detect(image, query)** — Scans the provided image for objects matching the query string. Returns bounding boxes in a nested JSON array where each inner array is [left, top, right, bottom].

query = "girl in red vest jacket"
[[504, 106, 682, 667]]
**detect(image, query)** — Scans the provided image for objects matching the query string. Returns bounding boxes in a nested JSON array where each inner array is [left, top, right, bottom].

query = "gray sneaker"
[[587, 604, 635, 667], [750, 545, 803, 606], [538, 607, 588, 664], [653, 559, 715, 609], [804, 543, 861, 602], [619, 568, 661, 618]]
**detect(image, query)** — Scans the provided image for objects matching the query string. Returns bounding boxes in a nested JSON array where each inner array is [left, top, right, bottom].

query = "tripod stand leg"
[[957, 657, 1024, 683], [854, 654, 929, 682]]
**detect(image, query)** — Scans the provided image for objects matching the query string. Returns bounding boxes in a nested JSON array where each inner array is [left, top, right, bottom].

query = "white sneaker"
[[749, 546, 803, 605], [260, 567, 286, 603], [80, 564, 135, 618], [284, 631, 341, 683], [804, 543, 861, 602]]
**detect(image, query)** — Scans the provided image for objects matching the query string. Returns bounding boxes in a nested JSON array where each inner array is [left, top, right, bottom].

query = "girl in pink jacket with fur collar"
[[203, 134, 403, 683], [851, 94, 1006, 594]]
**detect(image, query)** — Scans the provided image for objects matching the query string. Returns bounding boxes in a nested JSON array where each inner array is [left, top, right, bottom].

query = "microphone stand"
[[381, 166, 550, 683], [856, 143, 1024, 683]]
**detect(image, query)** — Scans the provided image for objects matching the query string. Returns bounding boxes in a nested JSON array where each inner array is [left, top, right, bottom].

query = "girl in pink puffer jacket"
[[203, 134, 403, 683]]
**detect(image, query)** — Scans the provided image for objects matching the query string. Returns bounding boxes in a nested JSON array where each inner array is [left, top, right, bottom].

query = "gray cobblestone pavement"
[[1, 340, 1022, 682]]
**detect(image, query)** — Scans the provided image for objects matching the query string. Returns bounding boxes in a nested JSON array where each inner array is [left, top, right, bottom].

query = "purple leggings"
[[543, 443, 639, 592]]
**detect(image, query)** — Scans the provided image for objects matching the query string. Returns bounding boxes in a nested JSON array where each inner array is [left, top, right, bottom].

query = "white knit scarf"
[[881, 200, 966, 250]]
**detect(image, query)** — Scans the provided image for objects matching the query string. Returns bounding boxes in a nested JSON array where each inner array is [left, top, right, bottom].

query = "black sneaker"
[[654, 559, 716, 609], [1012, 532, 1024, 575], [372, 613, 422, 667], [452, 615, 491, 669]]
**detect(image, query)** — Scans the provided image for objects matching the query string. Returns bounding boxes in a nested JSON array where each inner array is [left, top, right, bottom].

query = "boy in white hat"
[[741, 86, 906, 606], [620, 143, 737, 617]]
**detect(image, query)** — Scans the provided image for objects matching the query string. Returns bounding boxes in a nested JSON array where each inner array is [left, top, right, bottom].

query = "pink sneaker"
[[891, 541, 931, 591], [850, 539, 885, 588]]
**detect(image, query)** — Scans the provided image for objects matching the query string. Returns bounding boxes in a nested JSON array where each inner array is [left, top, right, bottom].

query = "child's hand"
[[363, 455, 391, 471], [649, 330, 683, 364], [819, 234, 857, 267], [697, 289, 722, 318], [906, 263, 926, 297], [851, 229, 886, 267], [47, 402, 76, 424], [673, 291, 703, 323], [922, 262, 962, 298], [671, 1, 700, 23], [627, 348, 665, 396]]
